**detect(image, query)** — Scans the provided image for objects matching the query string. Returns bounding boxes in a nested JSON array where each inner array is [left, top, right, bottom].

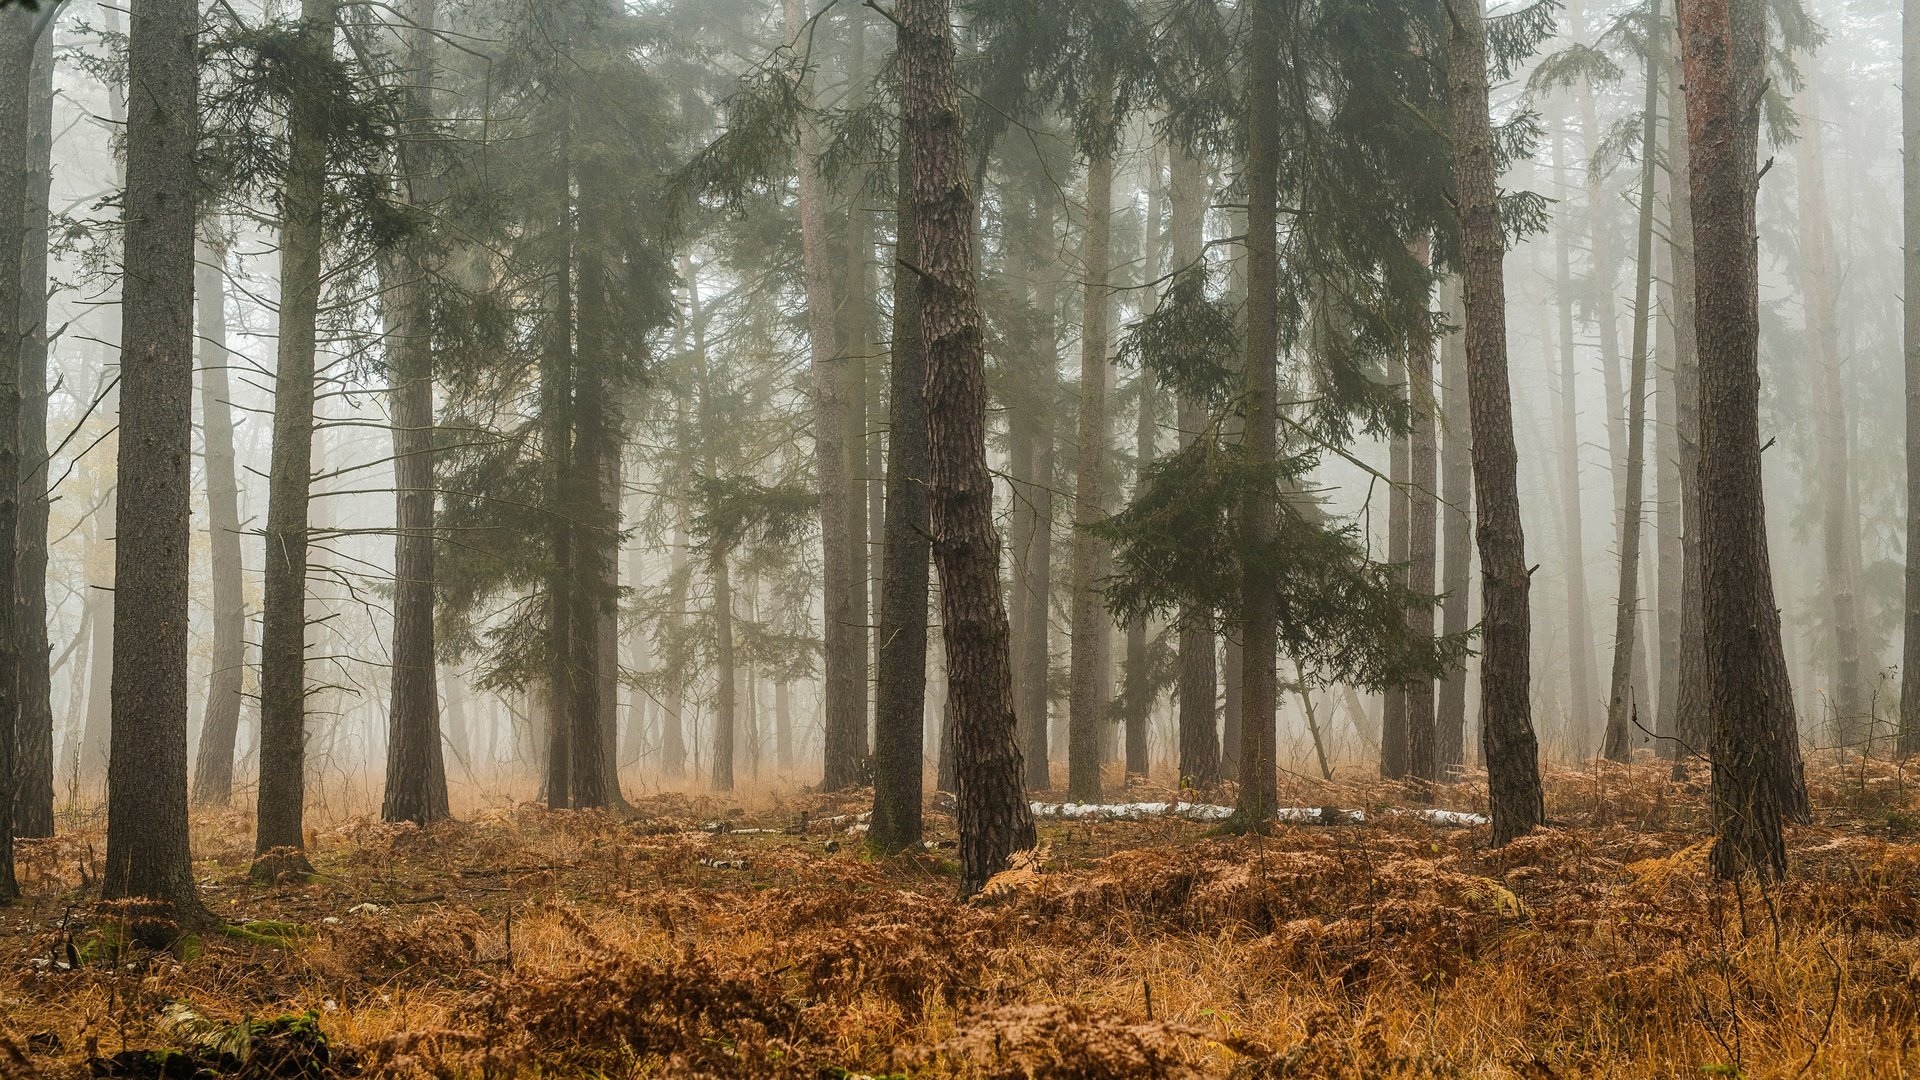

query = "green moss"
[[215, 919, 311, 947]]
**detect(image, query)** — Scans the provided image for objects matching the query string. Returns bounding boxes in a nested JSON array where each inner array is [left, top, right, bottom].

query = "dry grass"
[[5, 758, 1920, 1077]]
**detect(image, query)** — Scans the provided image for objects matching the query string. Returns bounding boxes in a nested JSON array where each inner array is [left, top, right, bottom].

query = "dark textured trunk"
[[381, 0, 449, 824], [1235, 0, 1280, 825], [1437, 276, 1471, 773], [13, 23, 53, 839], [1903, 0, 1920, 759], [101, 0, 203, 915], [1067, 86, 1115, 802], [1680, 0, 1796, 879], [1406, 241, 1437, 783], [1447, 0, 1542, 845], [1171, 146, 1218, 786], [255, 0, 336, 863], [1601, 6, 1663, 763], [0, 7, 39, 893], [842, 4, 874, 773], [191, 233, 246, 809], [566, 149, 616, 812], [898, 0, 1035, 892], [785, 0, 864, 792], [869, 143, 931, 853]]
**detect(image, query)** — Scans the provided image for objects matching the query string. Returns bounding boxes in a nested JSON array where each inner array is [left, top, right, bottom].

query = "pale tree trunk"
[[101, 0, 204, 916], [1067, 82, 1116, 802], [687, 266, 736, 793], [1795, 83, 1866, 750], [1548, 126, 1600, 745], [1437, 276, 1471, 773], [255, 0, 336, 866], [1017, 191, 1058, 791], [1902, 0, 1920, 759], [14, 22, 54, 838], [1653, 54, 1685, 753], [191, 232, 247, 809], [784, 0, 863, 791], [381, 0, 450, 823], [1681, 0, 1799, 880], [898, 0, 1035, 892], [663, 506, 689, 776], [1235, 0, 1280, 825], [1600, 4, 1663, 763], [1406, 239, 1437, 783], [1448, 0, 1543, 844], [1172, 145, 1219, 786], [870, 141, 931, 852]]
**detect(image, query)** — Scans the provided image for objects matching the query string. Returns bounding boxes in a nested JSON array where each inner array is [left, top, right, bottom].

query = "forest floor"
[[3, 759, 1920, 1078]]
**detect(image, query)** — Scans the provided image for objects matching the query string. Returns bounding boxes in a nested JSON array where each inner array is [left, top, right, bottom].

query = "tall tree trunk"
[[898, 0, 1035, 892], [663, 507, 689, 777], [1017, 193, 1058, 792], [13, 20, 54, 839], [842, 4, 874, 770], [1067, 83, 1116, 802], [1383, 350, 1411, 779], [1680, 0, 1797, 880], [1124, 145, 1161, 780], [1407, 240, 1438, 783], [1172, 146, 1219, 786], [0, 4, 42, 894], [191, 232, 246, 808], [1600, 5, 1663, 763], [255, 0, 336, 865], [1667, 30, 1709, 771], [1234, 0, 1280, 826], [1902, 0, 1920, 759], [1795, 86, 1865, 751], [690, 266, 736, 793], [381, 0, 450, 823], [870, 141, 931, 853], [1548, 127, 1601, 747], [101, 0, 203, 916], [1437, 277, 1472, 773], [1653, 52, 1686, 754], [785, 0, 863, 791], [1447, 0, 1542, 845], [541, 95, 575, 811]]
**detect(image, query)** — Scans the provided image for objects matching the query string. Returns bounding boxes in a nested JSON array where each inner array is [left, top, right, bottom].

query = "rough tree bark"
[[1447, 0, 1543, 844], [101, 0, 204, 917], [13, 19, 54, 839], [1067, 81, 1117, 802], [542, 91, 575, 810], [1666, 31, 1709, 770], [869, 142, 930, 853], [898, 0, 1036, 892], [255, 0, 336, 867], [1680, 0, 1799, 879], [191, 231, 247, 808], [1383, 353, 1411, 779], [380, 0, 450, 824]]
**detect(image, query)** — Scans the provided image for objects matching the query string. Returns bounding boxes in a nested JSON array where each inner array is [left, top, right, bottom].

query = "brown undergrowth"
[[3, 759, 1920, 1077]]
